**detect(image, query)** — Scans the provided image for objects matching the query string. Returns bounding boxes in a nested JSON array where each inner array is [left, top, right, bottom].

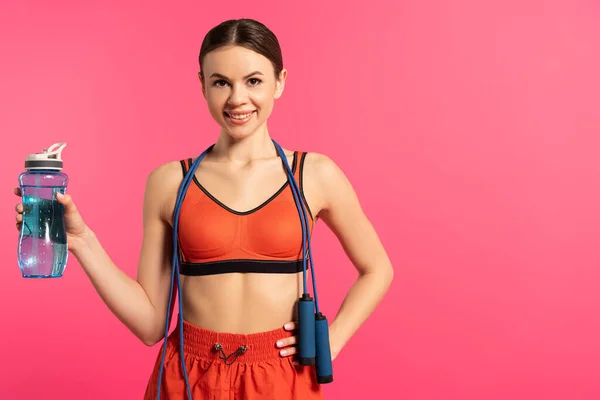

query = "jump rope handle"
[[297, 293, 333, 383], [314, 312, 333, 383], [297, 293, 316, 365]]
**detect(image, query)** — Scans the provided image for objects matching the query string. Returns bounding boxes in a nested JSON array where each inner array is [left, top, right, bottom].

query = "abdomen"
[[180, 272, 303, 334]]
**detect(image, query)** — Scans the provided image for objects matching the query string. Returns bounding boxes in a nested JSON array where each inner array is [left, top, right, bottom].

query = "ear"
[[198, 72, 206, 99], [274, 69, 287, 99]]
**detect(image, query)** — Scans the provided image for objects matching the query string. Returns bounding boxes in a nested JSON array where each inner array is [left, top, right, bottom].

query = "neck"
[[212, 123, 277, 162]]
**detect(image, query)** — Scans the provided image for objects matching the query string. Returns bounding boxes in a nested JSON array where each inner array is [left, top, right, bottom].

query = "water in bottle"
[[18, 143, 69, 278]]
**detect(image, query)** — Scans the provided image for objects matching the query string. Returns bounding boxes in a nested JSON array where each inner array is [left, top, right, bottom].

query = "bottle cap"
[[25, 143, 67, 170]]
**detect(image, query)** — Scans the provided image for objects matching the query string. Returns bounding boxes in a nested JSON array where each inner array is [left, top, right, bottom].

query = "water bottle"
[[18, 142, 69, 278]]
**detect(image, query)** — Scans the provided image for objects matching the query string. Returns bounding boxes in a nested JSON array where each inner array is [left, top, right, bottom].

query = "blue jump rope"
[[156, 140, 333, 399]]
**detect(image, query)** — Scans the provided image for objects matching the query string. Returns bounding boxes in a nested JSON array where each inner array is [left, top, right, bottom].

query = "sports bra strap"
[[294, 151, 313, 220], [292, 151, 301, 182], [182, 150, 300, 178], [180, 158, 189, 176], [179, 151, 311, 219]]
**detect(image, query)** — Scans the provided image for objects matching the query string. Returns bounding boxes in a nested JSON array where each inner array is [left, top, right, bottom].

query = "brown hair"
[[198, 19, 284, 80]]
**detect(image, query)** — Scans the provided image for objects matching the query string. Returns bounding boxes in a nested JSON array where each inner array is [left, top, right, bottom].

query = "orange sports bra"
[[176, 150, 314, 276]]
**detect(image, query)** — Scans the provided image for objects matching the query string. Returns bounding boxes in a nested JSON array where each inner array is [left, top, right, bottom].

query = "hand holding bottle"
[[15, 142, 89, 278], [14, 187, 89, 252]]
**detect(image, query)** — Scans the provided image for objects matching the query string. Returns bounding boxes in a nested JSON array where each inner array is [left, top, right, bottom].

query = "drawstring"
[[214, 343, 249, 365]]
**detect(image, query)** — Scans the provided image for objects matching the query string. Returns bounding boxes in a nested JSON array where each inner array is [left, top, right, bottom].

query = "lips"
[[224, 110, 256, 125], [225, 111, 256, 120]]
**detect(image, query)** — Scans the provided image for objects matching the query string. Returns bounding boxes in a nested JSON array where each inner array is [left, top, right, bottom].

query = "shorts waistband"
[[168, 319, 292, 364]]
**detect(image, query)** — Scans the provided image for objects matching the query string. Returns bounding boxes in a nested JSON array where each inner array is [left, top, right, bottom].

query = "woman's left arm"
[[312, 153, 394, 359], [277, 153, 394, 360]]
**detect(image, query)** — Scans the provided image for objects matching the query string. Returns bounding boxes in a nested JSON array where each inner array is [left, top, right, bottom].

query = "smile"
[[224, 111, 256, 125]]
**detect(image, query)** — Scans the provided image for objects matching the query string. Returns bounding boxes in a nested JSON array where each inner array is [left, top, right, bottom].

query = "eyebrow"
[[208, 71, 264, 80]]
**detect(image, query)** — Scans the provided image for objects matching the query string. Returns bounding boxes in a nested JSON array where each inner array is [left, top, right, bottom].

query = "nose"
[[227, 83, 249, 107]]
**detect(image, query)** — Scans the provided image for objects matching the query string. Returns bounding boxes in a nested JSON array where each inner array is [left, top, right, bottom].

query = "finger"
[[16, 222, 22, 231], [283, 321, 296, 331], [56, 192, 78, 214], [15, 204, 23, 214], [276, 335, 297, 348], [14, 187, 22, 197], [280, 346, 297, 357], [16, 214, 22, 223]]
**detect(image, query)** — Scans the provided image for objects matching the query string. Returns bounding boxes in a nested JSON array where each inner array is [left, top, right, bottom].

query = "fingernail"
[[280, 350, 287, 356], [276, 341, 283, 347], [56, 192, 64, 198], [284, 323, 292, 329]]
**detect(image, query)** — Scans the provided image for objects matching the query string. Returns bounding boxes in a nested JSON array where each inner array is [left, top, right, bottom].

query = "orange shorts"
[[144, 320, 324, 400]]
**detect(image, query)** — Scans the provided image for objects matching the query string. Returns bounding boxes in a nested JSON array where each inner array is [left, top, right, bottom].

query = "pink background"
[[1, 0, 599, 399]]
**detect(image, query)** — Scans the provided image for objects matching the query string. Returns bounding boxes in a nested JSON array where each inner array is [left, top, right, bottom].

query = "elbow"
[[362, 259, 394, 279], [386, 263, 394, 282], [362, 261, 394, 289], [139, 314, 170, 347], [382, 263, 394, 288], [141, 335, 163, 347], [141, 336, 161, 347], [138, 328, 166, 347]]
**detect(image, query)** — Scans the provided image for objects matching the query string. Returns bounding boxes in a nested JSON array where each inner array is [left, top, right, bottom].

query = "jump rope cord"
[[271, 140, 321, 314], [156, 149, 209, 400], [156, 141, 318, 399], [274, 143, 307, 296]]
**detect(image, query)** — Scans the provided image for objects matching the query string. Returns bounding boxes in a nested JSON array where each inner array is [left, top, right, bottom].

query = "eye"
[[213, 79, 229, 87], [248, 78, 262, 86]]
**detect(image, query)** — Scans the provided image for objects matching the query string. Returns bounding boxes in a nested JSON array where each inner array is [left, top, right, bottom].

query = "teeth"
[[228, 112, 253, 120]]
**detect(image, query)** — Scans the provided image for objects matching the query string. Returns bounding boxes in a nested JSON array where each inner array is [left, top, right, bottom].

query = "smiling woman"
[[13, 18, 393, 400], [203, 57, 278, 132], [199, 22, 286, 141]]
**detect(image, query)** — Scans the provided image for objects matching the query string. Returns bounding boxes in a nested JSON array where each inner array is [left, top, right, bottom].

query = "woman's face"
[[200, 45, 286, 140]]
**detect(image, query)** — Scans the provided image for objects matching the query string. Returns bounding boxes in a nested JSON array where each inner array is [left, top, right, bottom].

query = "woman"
[[14, 18, 393, 399]]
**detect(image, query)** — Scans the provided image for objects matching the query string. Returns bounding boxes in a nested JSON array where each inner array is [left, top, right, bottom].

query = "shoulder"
[[142, 160, 187, 217], [302, 152, 347, 186], [146, 159, 185, 188], [300, 151, 355, 214]]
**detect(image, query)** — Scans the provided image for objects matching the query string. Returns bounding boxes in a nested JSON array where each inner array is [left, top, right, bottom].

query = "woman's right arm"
[[43, 162, 178, 346]]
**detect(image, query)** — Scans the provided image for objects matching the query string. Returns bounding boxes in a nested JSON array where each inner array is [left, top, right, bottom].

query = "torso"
[[160, 147, 324, 334]]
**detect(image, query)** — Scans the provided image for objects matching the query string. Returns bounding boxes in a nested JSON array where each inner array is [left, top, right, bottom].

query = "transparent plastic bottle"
[[18, 143, 69, 278]]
